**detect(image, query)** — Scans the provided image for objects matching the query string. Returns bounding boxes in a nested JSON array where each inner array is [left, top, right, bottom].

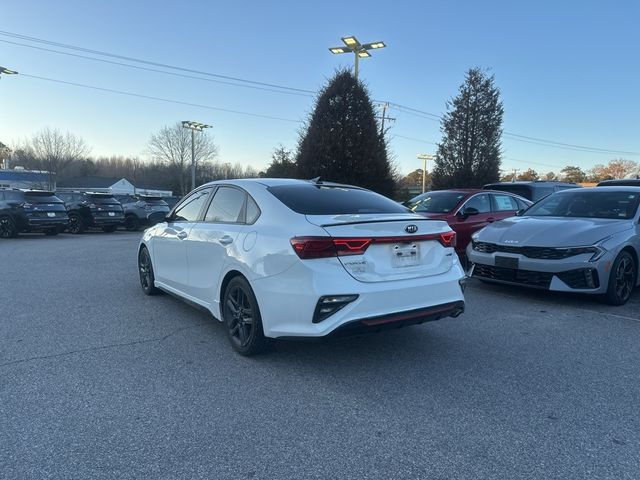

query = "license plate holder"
[[108, 212, 115, 216], [391, 242, 420, 268], [47, 212, 56, 217], [495, 256, 519, 269]]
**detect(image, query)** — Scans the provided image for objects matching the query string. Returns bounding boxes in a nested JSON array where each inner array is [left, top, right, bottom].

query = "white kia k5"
[[138, 178, 466, 355]]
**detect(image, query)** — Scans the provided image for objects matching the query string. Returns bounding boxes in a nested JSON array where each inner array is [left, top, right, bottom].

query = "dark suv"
[[56, 192, 125, 233], [113, 195, 170, 231], [483, 181, 581, 202], [0, 189, 69, 238]]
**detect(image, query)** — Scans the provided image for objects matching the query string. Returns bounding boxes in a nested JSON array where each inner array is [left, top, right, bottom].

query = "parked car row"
[[0, 188, 177, 238]]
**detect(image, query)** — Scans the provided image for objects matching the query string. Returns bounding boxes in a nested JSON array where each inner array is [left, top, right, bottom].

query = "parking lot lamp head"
[[0, 66, 18, 77], [328, 36, 386, 80], [181, 120, 212, 190]]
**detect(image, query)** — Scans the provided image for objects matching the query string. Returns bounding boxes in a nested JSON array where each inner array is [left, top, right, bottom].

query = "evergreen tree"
[[264, 145, 297, 178], [296, 70, 395, 197], [432, 68, 503, 189]]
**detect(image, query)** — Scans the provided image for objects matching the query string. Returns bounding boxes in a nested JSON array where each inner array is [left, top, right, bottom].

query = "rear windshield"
[[268, 185, 408, 215], [405, 191, 466, 213], [486, 184, 532, 200], [87, 194, 119, 204], [141, 197, 169, 206], [24, 192, 64, 203], [524, 190, 640, 219]]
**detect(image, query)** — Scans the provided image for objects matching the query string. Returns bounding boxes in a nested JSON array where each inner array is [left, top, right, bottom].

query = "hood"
[[475, 216, 633, 247]]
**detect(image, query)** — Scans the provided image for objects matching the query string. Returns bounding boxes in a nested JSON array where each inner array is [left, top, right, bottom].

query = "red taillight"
[[439, 231, 456, 248], [290, 237, 372, 259], [291, 232, 456, 260]]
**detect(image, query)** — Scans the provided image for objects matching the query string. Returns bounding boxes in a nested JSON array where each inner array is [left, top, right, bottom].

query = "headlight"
[[563, 246, 605, 262], [471, 231, 481, 241]]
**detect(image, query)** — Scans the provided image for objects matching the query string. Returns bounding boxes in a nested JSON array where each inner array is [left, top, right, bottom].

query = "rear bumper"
[[250, 257, 466, 338], [325, 301, 464, 338], [24, 217, 69, 230], [90, 215, 125, 226]]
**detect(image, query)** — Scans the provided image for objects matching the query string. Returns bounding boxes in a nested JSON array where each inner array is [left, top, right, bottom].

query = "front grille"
[[473, 264, 553, 288], [473, 241, 592, 260]]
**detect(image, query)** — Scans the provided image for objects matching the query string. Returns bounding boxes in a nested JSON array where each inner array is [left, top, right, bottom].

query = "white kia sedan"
[[138, 179, 466, 355]]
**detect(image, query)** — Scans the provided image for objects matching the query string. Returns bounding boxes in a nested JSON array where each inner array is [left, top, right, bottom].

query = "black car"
[[113, 195, 171, 231], [0, 189, 69, 238], [56, 192, 125, 233], [483, 181, 581, 202]]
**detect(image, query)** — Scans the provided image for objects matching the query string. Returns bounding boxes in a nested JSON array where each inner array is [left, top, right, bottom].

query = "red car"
[[404, 189, 532, 256]]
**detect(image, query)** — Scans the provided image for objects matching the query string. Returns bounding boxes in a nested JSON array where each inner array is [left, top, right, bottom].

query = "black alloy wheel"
[[67, 214, 85, 234], [606, 250, 637, 306], [0, 216, 18, 238], [138, 247, 160, 295], [223, 277, 271, 355], [102, 225, 118, 233], [125, 215, 140, 231]]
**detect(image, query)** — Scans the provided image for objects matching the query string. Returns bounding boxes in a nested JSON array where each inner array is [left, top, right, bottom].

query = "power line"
[[0, 39, 314, 98], [0, 30, 315, 94], [2, 28, 638, 157], [19, 73, 302, 124], [392, 134, 438, 145]]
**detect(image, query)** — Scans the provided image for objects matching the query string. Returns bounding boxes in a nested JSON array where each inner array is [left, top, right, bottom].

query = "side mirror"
[[458, 206, 479, 219]]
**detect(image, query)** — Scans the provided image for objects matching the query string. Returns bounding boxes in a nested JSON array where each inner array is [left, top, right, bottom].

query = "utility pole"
[[377, 102, 396, 136], [511, 168, 520, 182], [181, 121, 212, 191], [417, 153, 436, 193]]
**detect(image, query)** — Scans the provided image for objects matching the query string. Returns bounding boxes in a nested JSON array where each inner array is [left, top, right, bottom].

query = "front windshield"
[[524, 190, 640, 219], [405, 191, 466, 213]]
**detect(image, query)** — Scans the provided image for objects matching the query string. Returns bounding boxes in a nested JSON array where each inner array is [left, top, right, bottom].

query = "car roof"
[[553, 186, 640, 194], [484, 181, 579, 186], [201, 178, 363, 189], [597, 179, 640, 186]]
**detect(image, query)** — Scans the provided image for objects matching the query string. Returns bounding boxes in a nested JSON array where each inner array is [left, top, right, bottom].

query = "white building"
[[57, 176, 172, 196]]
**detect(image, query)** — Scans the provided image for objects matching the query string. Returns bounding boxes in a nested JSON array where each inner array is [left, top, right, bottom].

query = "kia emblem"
[[405, 224, 418, 234]]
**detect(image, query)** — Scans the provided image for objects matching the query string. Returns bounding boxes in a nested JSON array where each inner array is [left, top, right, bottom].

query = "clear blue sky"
[[1, 0, 639, 177]]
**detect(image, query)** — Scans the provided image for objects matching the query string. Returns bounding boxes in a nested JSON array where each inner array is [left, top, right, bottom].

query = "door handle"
[[177, 231, 188, 240], [219, 235, 234, 246]]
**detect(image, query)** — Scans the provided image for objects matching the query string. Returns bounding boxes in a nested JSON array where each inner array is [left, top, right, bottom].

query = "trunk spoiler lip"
[[309, 217, 445, 228]]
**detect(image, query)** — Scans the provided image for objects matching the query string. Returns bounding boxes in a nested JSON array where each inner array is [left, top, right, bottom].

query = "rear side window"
[[87, 195, 119, 204], [204, 187, 246, 223], [268, 185, 407, 215], [24, 193, 64, 203], [57, 193, 73, 202], [492, 194, 519, 211]]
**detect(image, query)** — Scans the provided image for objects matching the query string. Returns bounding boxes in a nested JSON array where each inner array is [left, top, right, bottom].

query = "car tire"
[[102, 225, 118, 233], [124, 215, 140, 231], [0, 216, 18, 238], [223, 276, 272, 356], [44, 228, 59, 236], [138, 247, 160, 295], [68, 214, 85, 234], [605, 250, 637, 306]]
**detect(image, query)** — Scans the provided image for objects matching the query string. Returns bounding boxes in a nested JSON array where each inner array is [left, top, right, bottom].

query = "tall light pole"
[[181, 120, 212, 191], [417, 153, 436, 193], [329, 36, 386, 80]]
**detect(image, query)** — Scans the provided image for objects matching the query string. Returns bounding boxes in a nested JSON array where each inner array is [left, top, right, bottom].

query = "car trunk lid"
[[303, 214, 456, 282]]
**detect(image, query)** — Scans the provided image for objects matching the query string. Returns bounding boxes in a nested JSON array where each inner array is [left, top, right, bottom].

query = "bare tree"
[[27, 128, 91, 190], [147, 123, 218, 194]]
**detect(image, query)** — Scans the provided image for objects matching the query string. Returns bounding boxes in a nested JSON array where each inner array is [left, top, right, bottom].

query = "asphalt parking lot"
[[1, 232, 639, 479]]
